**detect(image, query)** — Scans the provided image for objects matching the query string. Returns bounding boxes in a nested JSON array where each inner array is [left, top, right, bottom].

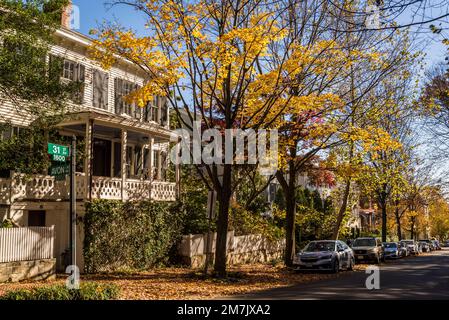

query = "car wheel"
[[332, 259, 340, 273]]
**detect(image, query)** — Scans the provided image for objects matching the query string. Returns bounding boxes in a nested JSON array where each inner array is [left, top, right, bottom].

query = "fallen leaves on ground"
[[0, 262, 374, 300]]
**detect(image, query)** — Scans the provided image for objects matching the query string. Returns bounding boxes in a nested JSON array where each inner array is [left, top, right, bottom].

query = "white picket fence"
[[0, 226, 55, 263]]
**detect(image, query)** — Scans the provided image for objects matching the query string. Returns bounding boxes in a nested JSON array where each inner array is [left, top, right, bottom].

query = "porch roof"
[[56, 109, 174, 141]]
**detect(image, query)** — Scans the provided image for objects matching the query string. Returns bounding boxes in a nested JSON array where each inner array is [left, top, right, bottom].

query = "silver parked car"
[[293, 240, 355, 273], [400, 240, 420, 255], [398, 242, 408, 257], [419, 240, 431, 252]]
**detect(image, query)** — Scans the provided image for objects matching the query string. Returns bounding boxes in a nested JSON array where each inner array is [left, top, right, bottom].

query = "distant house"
[[0, 4, 179, 270], [347, 196, 380, 237]]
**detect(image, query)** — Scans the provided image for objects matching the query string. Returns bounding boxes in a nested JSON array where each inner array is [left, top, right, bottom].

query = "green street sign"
[[48, 143, 70, 157], [50, 163, 70, 176], [49, 163, 70, 181]]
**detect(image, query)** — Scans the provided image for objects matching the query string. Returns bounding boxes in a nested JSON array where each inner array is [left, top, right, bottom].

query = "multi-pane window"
[[152, 96, 159, 123], [114, 78, 141, 119], [144, 96, 168, 126], [49, 55, 85, 104]]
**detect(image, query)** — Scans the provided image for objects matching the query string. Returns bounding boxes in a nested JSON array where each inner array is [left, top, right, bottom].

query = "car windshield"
[[402, 241, 414, 245], [304, 241, 335, 252], [384, 243, 397, 248], [353, 239, 376, 247]]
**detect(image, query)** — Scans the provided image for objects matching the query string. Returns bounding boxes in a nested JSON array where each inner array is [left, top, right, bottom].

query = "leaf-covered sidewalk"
[[0, 264, 368, 300]]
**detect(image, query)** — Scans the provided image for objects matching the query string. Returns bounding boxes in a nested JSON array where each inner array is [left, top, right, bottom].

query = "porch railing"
[[0, 173, 176, 204]]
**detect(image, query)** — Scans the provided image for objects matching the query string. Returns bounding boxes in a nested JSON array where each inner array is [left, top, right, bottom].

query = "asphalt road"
[[236, 248, 449, 300]]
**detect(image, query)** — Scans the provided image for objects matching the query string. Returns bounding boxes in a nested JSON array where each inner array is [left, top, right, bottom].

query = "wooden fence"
[[0, 226, 55, 263]]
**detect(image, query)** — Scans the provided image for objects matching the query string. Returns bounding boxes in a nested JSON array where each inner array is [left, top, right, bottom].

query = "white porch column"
[[121, 129, 128, 201], [148, 137, 154, 180], [156, 150, 162, 181], [84, 120, 93, 200]]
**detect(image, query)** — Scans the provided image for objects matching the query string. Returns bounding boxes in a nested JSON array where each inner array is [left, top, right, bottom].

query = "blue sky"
[[73, 1, 447, 67], [73, 0, 147, 35]]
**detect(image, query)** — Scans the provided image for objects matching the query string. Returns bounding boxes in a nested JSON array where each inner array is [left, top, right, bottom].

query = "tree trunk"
[[284, 185, 296, 267], [332, 179, 351, 240], [214, 165, 232, 277], [395, 202, 402, 241], [381, 201, 387, 242]]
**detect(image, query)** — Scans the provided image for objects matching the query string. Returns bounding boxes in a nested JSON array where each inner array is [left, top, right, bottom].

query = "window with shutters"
[[93, 70, 109, 110], [144, 96, 168, 126], [114, 78, 141, 119], [50, 55, 85, 104]]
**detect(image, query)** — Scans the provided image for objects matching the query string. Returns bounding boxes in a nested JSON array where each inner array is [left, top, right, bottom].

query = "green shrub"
[[229, 204, 284, 241], [0, 282, 119, 300], [84, 199, 186, 273], [0, 219, 14, 228]]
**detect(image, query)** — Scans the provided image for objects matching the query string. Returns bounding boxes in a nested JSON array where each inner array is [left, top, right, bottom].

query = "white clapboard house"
[[0, 8, 178, 270]]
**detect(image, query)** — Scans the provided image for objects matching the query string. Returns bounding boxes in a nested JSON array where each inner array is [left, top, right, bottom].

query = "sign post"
[[69, 136, 77, 268], [47, 140, 76, 268]]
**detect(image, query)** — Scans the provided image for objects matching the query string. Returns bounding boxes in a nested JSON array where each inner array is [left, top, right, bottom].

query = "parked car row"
[[293, 237, 443, 273]]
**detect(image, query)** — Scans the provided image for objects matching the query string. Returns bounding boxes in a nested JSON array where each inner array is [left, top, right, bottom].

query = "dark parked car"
[[352, 237, 385, 264], [293, 240, 354, 273], [383, 242, 401, 259], [441, 240, 449, 248]]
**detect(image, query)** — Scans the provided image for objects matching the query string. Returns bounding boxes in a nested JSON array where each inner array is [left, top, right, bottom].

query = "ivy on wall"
[[83, 199, 185, 273]]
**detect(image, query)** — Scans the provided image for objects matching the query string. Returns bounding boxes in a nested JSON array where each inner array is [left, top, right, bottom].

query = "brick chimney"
[[61, 0, 73, 29]]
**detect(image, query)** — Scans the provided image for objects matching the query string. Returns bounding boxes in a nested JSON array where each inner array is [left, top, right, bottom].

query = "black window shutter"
[[134, 84, 141, 120], [93, 70, 101, 109], [103, 73, 109, 110], [160, 97, 168, 126], [93, 70, 109, 109], [115, 78, 123, 114], [76, 64, 85, 82], [76, 64, 85, 104], [48, 54, 63, 81]]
